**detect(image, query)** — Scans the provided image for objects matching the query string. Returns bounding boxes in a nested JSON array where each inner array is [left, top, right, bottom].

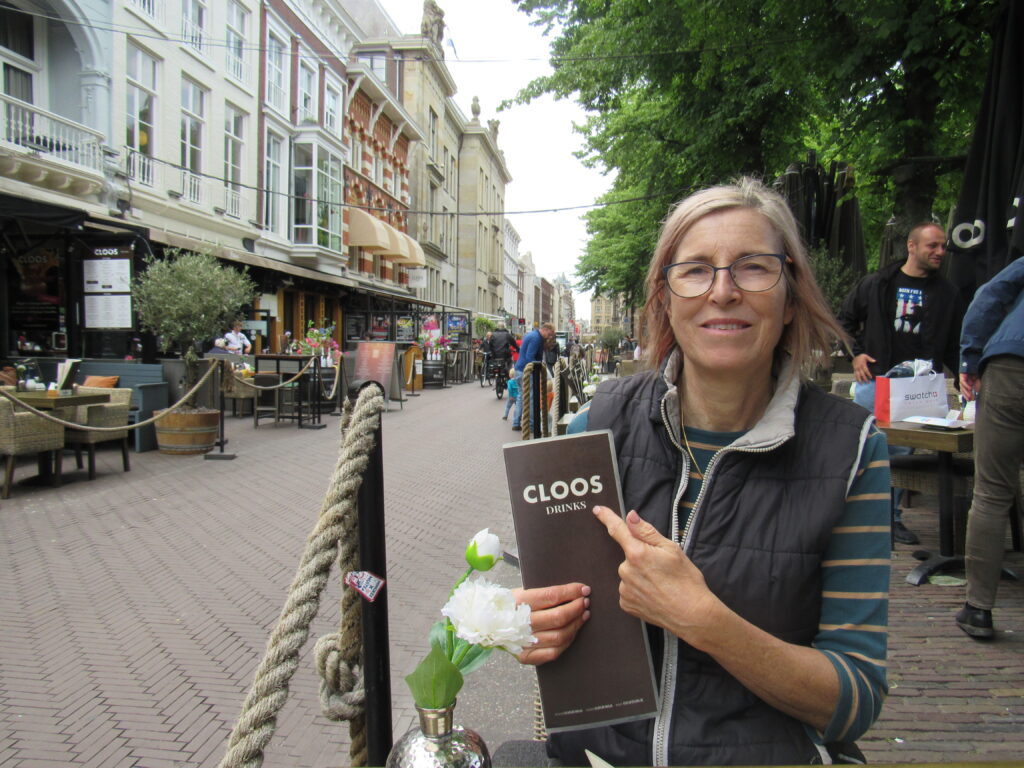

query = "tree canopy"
[[512, 0, 1000, 303]]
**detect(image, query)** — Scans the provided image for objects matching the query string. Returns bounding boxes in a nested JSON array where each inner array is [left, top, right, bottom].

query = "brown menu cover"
[[503, 430, 658, 732]]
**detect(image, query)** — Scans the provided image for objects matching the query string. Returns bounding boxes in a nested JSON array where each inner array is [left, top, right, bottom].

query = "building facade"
[[1, 0, 525, 360]]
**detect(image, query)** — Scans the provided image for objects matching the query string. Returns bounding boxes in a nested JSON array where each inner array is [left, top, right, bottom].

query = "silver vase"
[[386, 702, 490, 768]]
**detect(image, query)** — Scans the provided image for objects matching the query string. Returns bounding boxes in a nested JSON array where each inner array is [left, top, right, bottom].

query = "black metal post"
[[353, 381, 392, 764], [205, 360, 235, 460]]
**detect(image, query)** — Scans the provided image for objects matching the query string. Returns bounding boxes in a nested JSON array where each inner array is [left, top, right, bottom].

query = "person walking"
[[838, 222, 963, 544], [512, 322, 554, 431], [955, 256, 1024, 639], [502, 370, 519, 421]]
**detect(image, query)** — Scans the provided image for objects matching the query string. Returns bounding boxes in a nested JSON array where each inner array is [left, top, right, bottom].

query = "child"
[[503, 370, 519, 421]]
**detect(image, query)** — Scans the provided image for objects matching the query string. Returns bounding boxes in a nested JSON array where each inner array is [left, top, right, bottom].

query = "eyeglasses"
[[662, 253, 787, 298]]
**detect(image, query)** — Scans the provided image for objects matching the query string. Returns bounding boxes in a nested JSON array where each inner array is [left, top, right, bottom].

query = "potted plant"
[[133, 249, 256, 454]]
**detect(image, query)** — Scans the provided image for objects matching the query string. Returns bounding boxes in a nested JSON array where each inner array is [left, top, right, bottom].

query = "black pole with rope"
[[351, 380, 393, 765]]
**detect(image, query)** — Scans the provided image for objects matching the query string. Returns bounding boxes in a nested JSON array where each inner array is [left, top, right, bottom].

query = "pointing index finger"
[[593, 505, 635, 549]]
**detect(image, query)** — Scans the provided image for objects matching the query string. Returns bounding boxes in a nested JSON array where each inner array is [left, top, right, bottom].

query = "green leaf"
[[404, 645, 464, 709], [453, 641, 494, 675], [428, 620, 451, 656]]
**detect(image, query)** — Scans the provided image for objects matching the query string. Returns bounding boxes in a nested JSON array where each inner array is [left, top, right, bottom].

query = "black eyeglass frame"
[[662, 253, 788, 298]]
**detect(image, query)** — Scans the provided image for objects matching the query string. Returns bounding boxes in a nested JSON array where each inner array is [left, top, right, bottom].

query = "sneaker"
[[955, 603, 994, 639], [892, 521, 920, 545], [511, 424, 521, 431], [502, 415, 508, 420]]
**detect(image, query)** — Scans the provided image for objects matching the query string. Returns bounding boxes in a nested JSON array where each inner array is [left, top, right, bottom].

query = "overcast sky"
[[379, 0, 612, 319]]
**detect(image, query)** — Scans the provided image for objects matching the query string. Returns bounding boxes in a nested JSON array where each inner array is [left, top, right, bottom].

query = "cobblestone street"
[[2, 379, 1023, 766]]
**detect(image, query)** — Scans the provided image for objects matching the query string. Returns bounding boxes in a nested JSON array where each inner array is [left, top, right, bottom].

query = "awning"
[[393, 232, 427, 267], [377, 223, 410, 261], [348, 207, 390, 250]]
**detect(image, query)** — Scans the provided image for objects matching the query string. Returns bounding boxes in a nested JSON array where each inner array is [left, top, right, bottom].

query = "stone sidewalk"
[[1, 379, 1023, 767]]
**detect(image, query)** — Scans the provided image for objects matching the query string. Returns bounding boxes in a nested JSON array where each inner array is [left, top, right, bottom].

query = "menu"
[[503, 431, 658, 732]]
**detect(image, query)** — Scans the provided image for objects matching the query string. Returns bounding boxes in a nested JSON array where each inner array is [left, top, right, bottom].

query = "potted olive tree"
[[133, 249, 256, 454]]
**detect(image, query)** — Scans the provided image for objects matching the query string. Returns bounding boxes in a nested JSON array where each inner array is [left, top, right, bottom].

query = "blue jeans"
[[853, 380, 911, 523], [513, 369, 524, 427], [504, 395, 517, 419]]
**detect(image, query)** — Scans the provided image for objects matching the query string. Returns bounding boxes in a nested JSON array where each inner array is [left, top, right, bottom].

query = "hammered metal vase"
[[385, 702, 491, 768]]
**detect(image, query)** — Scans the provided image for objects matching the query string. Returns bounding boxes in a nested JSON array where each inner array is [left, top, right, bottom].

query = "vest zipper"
[[652, 396, 788, 764]]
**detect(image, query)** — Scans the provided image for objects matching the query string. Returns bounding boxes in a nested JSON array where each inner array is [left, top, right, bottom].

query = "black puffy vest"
[[548, 369, 871, 766]]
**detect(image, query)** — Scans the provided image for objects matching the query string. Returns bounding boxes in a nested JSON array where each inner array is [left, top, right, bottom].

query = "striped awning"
[[392, 232, 427, 267], [348, 208, 390, 250]]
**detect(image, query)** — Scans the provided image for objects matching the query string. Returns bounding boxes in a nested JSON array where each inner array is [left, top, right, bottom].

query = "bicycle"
[[488, 357, 509, 399]]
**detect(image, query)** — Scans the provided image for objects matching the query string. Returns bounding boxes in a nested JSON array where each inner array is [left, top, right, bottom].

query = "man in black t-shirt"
[[838, 222, 964, 545]]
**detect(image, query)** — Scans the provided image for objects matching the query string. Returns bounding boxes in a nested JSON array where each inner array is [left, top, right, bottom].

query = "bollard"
[[350, 380, 393, 765]]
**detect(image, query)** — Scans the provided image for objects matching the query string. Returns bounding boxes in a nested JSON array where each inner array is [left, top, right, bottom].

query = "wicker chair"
[[0, 393, 65, 498], [59, 386, 131, 480]]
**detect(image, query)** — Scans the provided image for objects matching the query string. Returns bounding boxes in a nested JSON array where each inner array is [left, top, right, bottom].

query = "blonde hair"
[[639, 177, 848, 381]]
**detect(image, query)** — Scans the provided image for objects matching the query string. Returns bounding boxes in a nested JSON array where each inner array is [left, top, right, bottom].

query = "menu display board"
[[84, 294, 133, 329], [396, 315, 415, 342]]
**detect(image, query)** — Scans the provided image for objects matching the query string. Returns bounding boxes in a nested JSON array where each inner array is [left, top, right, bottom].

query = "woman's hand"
[[593, 506, 720, 646], [513, 582, 590, 666]]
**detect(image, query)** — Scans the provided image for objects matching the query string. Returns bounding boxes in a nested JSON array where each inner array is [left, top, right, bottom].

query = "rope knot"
[[314, 633, 365, 721]]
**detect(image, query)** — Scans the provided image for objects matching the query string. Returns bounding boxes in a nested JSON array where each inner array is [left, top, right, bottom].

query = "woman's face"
[[667, 207, 793, 380]]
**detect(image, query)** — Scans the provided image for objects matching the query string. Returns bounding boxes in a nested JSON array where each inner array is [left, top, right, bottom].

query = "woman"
[[516, 178, 891, 765]]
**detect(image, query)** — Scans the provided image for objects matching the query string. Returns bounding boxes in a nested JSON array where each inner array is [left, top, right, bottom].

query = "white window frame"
[[264, 130, 284, 234], [182, 0, 206, 55], [265, 32, 287, 114], [350, 133, 363, 175], [324, 80, 343, 140], [179, 77, 206, 203], [223, 103, 245, 217], [292, 142, 314, 244], [225, 0, 247, 84], [125, 42, 158, 186], [317, 147, 343, 252], [298, 59, 316, 123]]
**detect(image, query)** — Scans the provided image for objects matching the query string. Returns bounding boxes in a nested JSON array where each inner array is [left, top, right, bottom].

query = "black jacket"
[[837, 259, 963, 377], [487, 329, 518, 361], [549, 359, 871, 766]]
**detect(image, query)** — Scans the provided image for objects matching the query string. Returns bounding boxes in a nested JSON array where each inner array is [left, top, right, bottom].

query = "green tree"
[[513, 0, 998, 303], [133, 250, 256, 406]]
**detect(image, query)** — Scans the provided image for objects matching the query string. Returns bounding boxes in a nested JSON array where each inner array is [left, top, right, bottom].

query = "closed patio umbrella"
[[948, 0, 1024, 300]]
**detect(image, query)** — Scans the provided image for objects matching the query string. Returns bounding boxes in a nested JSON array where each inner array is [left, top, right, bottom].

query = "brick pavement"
[[1, 380, 1023, 767]]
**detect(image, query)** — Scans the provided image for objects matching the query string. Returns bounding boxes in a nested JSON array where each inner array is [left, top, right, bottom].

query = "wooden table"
[[880, 421, 974, 585], [254, 355, 326, 429], [11, 392, 112, 410], [8, 391, 111, 485]]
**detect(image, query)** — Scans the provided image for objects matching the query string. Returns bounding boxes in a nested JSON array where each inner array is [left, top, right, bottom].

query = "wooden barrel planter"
[[153, 409, 219, 455]]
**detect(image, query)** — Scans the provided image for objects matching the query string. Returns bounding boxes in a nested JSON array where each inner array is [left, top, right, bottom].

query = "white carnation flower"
[[441, 577, 535, 654]]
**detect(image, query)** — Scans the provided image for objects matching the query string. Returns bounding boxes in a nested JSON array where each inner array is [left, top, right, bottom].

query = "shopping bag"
[[875, 371, 949, 423]]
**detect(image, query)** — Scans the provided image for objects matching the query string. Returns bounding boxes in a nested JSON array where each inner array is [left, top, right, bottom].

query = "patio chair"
[[0, 393, 65, 498], [59, 386, 131, 481], [253, 373, 282, 427]]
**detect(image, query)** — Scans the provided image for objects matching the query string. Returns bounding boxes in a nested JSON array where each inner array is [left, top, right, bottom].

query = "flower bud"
[[465, 528, 501, 571]]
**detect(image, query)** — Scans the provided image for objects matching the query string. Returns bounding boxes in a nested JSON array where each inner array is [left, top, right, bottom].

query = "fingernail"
[[582, 610, 591, 622], [592, 506, 603, 515], [627, 510, 640, 523], [581, 585, 591, 596], [583, 597, 590, 609]]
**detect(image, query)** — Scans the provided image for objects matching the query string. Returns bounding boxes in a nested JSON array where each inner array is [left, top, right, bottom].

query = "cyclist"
[[487, 322, 518, 376]]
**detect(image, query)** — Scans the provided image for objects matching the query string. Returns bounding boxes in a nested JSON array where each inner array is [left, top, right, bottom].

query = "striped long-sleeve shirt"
[[569, 406, 890, 742]]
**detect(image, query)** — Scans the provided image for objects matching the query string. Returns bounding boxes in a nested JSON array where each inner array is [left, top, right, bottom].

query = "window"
[[179, 78, 206, 203], [428, 108, 438, 160], [266, 33, 286, 113], [428, 185, 438, 243], [223, 104, 244, 217], [358, 54, 387, 81], [298, 61, 316, 122], [264, 131, 283, 234], [225, 0, 247, 82], [317, 148, 343, 251], [0, 6, 34, 59], [373, 153, 384, 187], [324, 84, 342, 138], [350, 133, 363, 174], [182, 0, 206, 54], [126, 43, 157, 185], [292, 143, 314, 244]]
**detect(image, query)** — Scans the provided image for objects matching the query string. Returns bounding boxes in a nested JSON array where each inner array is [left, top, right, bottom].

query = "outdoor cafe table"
[[879, 420, 974, 585], [8, 391, 111, 486], [253, 354, 326, 429]]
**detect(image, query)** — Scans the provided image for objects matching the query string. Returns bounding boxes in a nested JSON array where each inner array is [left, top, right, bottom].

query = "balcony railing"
[[182, 17, 205, 54], [128, 0, 164, 24], [1, 94, 104, 171], [180, 170, 203, 204], [226, 53, 248, 85], [126, 150, 155, 187], [224, 186, 241, 218]]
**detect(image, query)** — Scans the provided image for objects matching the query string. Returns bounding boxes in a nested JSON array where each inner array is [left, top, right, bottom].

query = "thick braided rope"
[[218, 387, 385, 768], [520, 363, 533, 440], [551, 360, 564, 424], [226, 357, 317, 391], [0, 359, 220, 432]]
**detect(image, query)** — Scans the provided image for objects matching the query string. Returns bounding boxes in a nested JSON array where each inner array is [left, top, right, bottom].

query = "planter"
[[153, 408, 219, 455]]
